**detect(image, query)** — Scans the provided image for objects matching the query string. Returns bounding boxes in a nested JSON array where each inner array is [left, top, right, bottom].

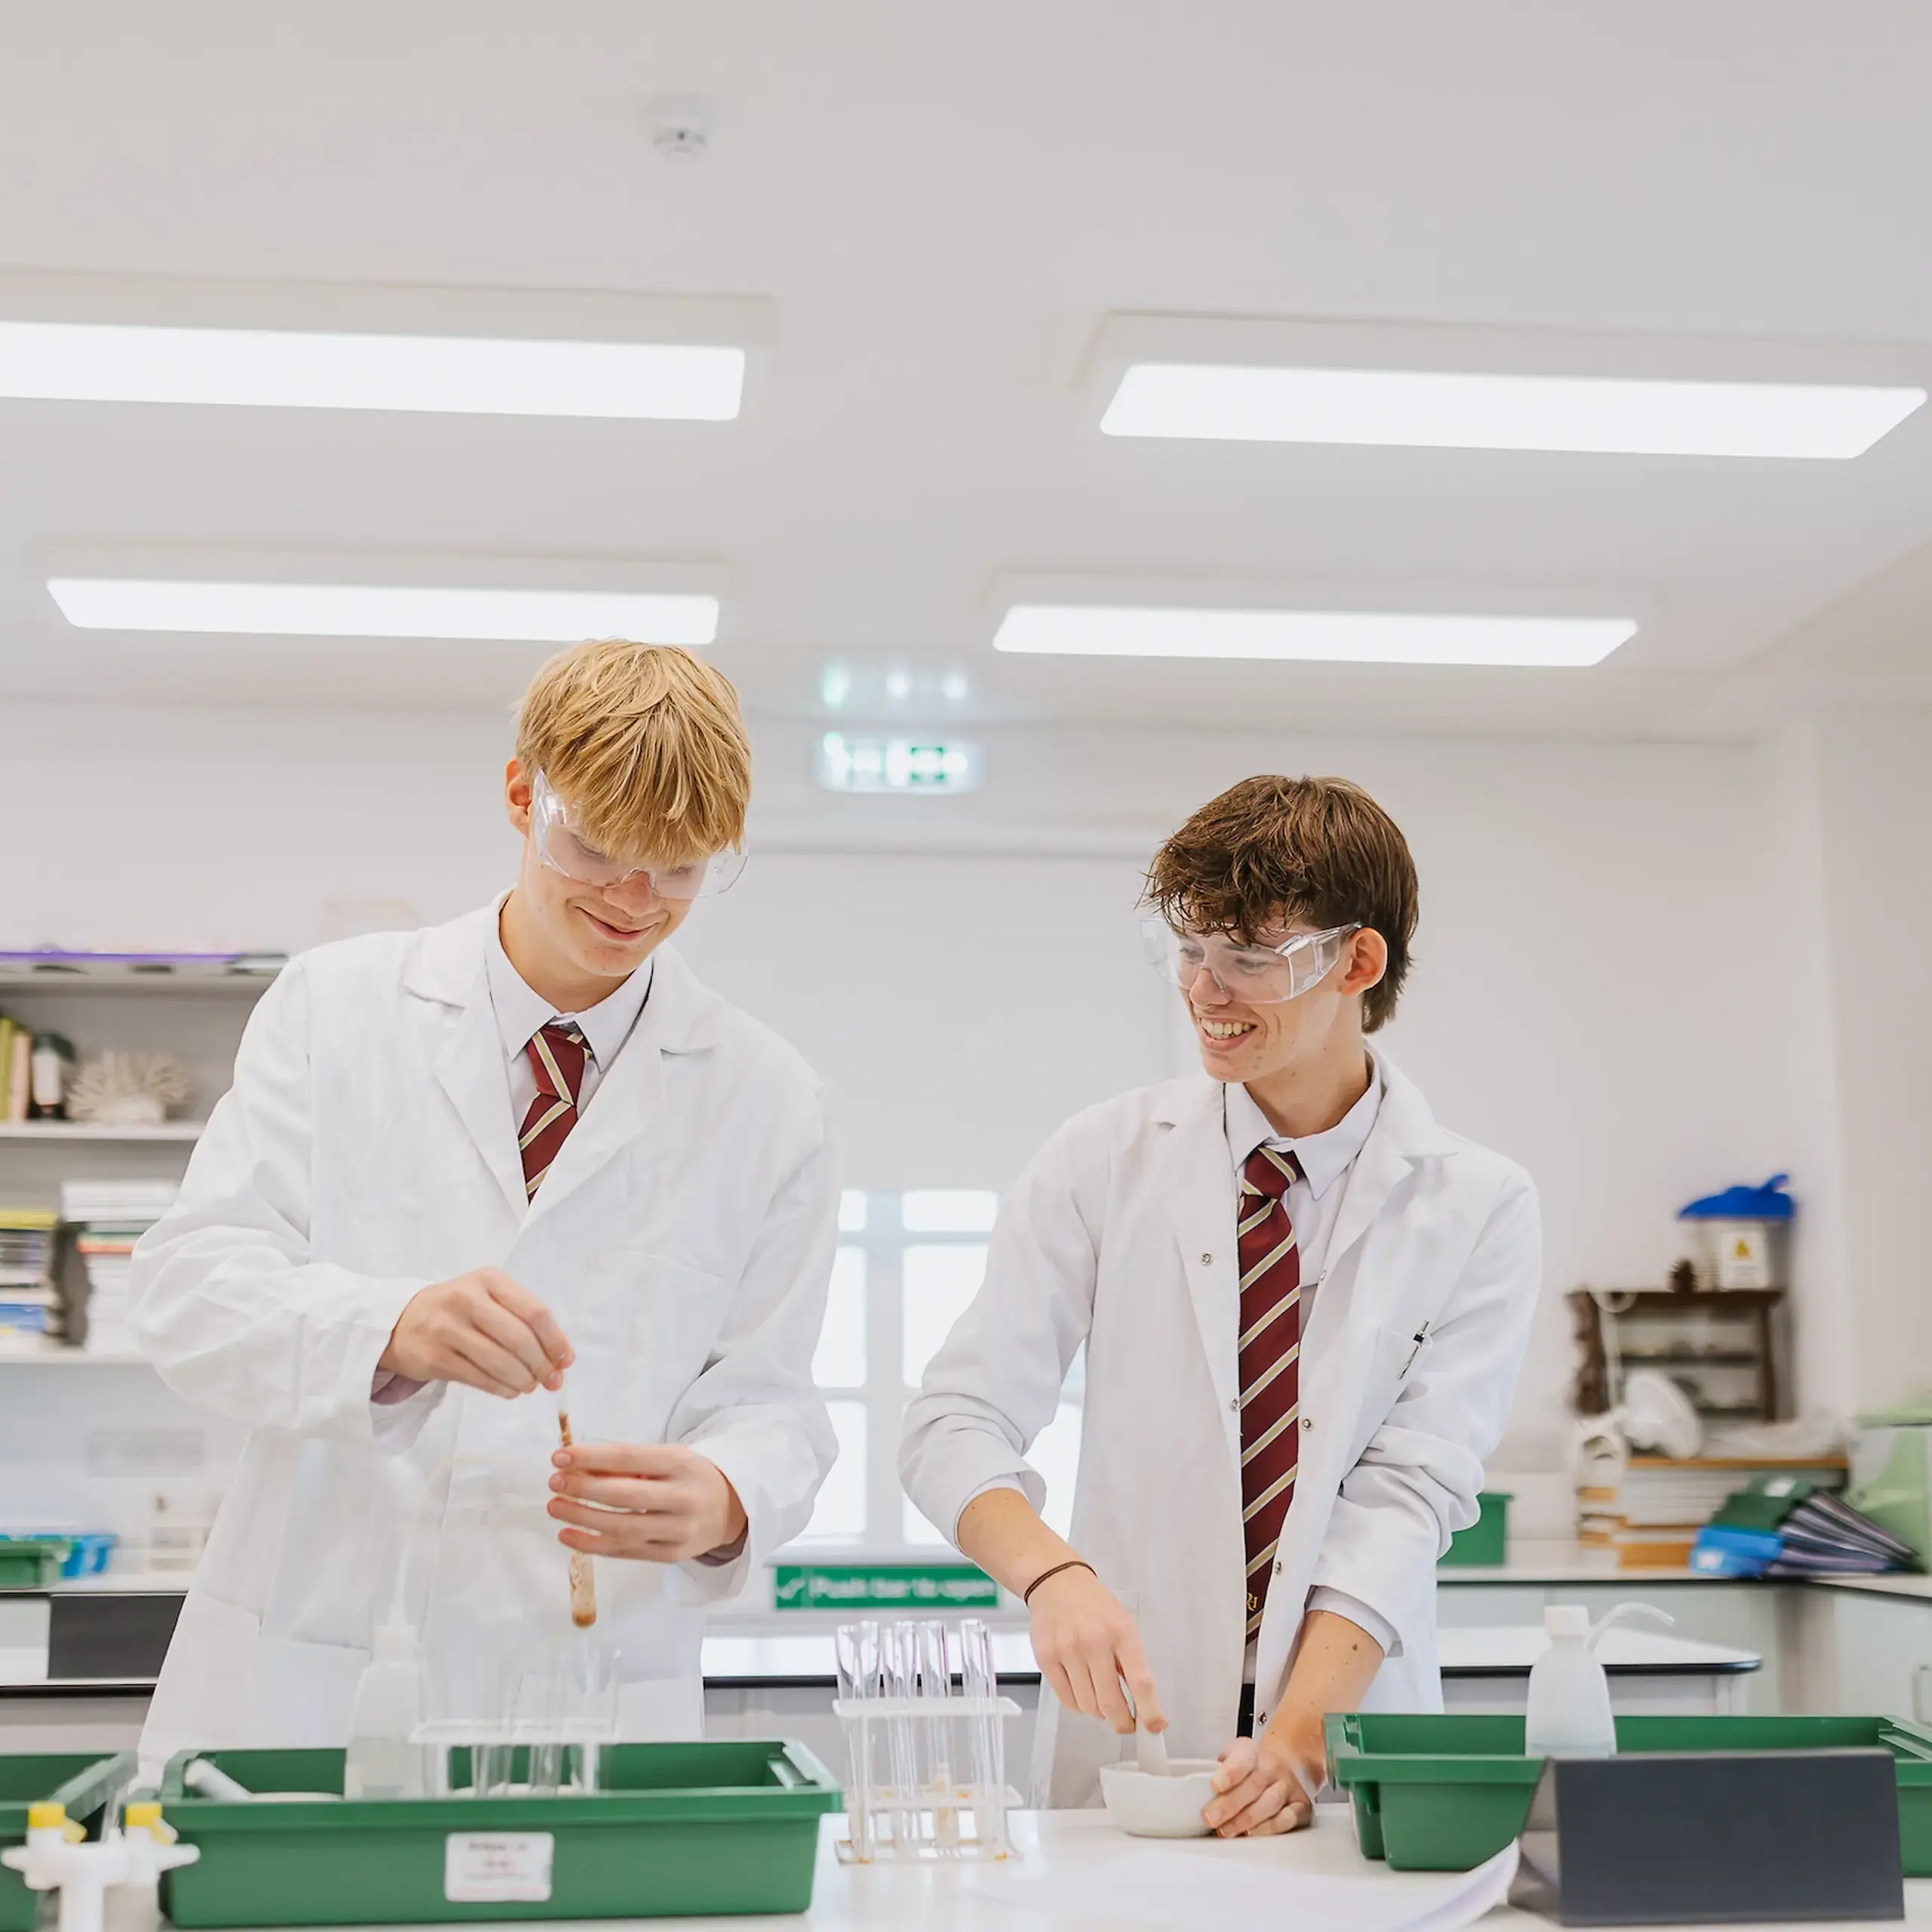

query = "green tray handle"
[[774, 1740, 839, 1793]]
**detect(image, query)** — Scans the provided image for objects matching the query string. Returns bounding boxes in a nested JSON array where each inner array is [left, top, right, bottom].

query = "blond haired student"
[[133, 641, 836, 1762]]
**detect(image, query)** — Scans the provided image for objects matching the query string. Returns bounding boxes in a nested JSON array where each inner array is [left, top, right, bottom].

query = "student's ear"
[[1340, 928, 1388, 1000], [505, 758, 534, 837]]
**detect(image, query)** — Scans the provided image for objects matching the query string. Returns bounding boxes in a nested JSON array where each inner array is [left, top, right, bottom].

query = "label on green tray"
[[773, 1562, 999, 1611]]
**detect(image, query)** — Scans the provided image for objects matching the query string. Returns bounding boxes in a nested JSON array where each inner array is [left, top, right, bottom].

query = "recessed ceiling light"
[[0, 320, 746, 419], [47, 577, 718, 645], [992, 605, 1636, 667], [1101, 363, 1926, 459]]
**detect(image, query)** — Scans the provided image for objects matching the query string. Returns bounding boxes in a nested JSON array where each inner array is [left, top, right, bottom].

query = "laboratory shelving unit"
[[0, 949, 281, 1364], [1567, 1285, 1790, 1423]]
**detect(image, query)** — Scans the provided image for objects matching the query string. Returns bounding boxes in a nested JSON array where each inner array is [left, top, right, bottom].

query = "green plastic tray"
[[0, 1752, 138, 1932], [1437, 1492, 1510, 1567], [0, 1542, 70, 1592], [1326, 1712, 1932, 1872], [158, 1741, 841, 1925]]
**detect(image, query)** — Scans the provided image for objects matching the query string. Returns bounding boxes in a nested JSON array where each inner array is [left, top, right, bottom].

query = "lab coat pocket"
[[1345, 1323, 1429, 1469]]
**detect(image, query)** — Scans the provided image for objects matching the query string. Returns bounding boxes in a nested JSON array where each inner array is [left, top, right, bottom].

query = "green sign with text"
[[772, 1563, 999, 1611]]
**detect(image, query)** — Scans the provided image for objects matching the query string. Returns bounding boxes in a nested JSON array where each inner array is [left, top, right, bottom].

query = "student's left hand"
[[547, 1441, 748, 1564], [1201, 1719, 1321, 1837]]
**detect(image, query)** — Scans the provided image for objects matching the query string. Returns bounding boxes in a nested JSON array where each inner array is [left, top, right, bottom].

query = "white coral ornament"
[[66, 1051, 192, 1126]]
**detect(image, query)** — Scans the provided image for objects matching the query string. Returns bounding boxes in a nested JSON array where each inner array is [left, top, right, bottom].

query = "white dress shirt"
[[1226, 1053, 1398, 1666], [485, 916, 654, 1125]]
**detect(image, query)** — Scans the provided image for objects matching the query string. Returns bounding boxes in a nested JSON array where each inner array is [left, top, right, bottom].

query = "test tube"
[[915, 1619, 958, 1848], [834, 1621, 876, 1861], [556, 1384, 598, 1629], [958, 1618, 1004, 1856], [882, 1620, 921, 1851]]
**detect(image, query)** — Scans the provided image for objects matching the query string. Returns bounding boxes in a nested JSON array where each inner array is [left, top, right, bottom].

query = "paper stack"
[[1578, 1453, 1848, 1567], [60, 1178, 178, 1355], [0, 1208, 60, 1351]]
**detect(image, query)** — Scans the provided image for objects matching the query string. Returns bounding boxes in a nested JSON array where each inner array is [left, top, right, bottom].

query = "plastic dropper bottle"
[[1524, 1602, 1673, 1759], [343, 1622, 427, 1798]]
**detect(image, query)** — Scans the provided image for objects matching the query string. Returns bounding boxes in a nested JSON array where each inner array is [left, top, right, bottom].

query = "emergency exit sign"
[[772, 1562, 999, 1611]]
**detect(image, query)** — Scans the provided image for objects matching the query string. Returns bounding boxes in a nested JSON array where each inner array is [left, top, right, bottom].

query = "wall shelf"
[[0, 952, 283, 995], [0, 1351, 152, 1367], [0, 1122, 204, 1143]]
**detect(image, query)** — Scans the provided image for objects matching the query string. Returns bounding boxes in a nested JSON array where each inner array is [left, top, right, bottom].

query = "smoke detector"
[[643, 94, 713, 162]]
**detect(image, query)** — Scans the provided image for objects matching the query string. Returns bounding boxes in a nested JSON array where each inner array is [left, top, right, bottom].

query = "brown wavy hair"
[[1145, 774, 1417, 1032]]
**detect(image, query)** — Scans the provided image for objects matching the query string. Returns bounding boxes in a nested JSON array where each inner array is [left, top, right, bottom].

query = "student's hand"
[[1026, 1566, 1166, 1736], [379, 1269, 573, 1398], [547, 1441, 749, 1564], [1202, 1721, 1320, 1837]]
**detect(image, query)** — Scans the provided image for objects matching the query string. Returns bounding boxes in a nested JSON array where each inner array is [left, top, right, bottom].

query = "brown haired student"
[[131, 641, 837, 1764], [903, 775, 1542, 1829]]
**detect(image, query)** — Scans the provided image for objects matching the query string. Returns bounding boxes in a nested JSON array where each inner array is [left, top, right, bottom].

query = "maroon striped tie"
[[519, 1021, 587, 1199], [1238, 1144, 1303, 1639]]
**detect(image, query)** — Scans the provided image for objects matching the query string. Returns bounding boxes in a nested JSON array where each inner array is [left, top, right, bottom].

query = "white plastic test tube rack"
[[833, 1617, 1022, 1863]]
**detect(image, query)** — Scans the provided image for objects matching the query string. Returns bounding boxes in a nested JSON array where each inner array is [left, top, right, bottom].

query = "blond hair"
[[514, 640, 751, 863]]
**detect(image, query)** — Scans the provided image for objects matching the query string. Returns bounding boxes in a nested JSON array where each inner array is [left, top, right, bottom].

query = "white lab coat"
[[900, 1058, 1540, 1807], [132, 904, 836, 1768]]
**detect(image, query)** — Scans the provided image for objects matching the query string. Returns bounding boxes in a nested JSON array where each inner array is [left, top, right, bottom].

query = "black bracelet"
[[1022, 1558, 1097, 1605]]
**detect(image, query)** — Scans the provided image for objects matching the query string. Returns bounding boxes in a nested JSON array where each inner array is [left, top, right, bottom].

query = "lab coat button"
[[1300, 1416, 1312, 1431], [1228, 1396, 1240, 1412], [1273, 1560, 1283, 1575], [1201, 1252, 1213, 1266]]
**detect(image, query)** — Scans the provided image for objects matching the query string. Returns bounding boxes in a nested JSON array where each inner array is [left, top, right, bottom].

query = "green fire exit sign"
[[772, 1562, 1000, 1611]]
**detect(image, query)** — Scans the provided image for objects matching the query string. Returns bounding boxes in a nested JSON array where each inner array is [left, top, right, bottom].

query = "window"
[[795, 1188, 1085, 1552]]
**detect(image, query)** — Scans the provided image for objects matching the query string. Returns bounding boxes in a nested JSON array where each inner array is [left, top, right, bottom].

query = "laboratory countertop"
[[0, 1627, 1758, 1699], [705, 1625, 1756, 1687], [198, 1808, 1929, 1931]]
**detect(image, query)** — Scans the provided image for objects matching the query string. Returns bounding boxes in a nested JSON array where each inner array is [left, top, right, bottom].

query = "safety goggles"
[[1141, 917, 1360, 1004], [530, 771, 746, 900]]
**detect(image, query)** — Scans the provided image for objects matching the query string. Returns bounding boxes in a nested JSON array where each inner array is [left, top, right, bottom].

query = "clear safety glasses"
[[1141, 917, 1360, 1004], [530, 771, 746, 900]]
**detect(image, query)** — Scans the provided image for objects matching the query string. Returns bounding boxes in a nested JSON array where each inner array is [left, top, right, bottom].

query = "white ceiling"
[[3, 0, 1932, 738]]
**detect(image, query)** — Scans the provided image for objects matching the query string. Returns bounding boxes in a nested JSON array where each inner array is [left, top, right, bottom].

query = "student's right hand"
[[1026, 1566, 1167, 1736], [380, 1269, 574, 1398]]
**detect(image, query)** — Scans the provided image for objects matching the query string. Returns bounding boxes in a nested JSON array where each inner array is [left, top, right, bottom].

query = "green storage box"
[[0, 1541, 70, 1592], [1437, 1492, 1509, 1567], [158, 1741, 841, 1925], [0, 1752, 138, 1932], [1326, 1712, 1932, 1872]]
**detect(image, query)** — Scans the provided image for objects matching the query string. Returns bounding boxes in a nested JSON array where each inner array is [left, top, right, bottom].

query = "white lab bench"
[[13, 1543, 1932, 1761], [125, 1808, 1932, 1931]]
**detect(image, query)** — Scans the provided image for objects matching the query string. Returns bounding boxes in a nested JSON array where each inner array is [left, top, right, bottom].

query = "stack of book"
[[1692, 1476, 1919, 1577], [0, 1208, 61, 1349], [1577, 1451, 1849, 1567], [60, 1179, 178, 1354]]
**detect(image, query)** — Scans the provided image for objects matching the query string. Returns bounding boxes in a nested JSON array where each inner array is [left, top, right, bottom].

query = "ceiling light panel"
[[0, 321, 745, 419], [993, 605, 1636, 667], [1101, 362, 1924, 459], [48, 578, 718, 645]]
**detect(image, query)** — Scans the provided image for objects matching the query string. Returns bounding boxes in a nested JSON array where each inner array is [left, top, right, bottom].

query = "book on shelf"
[[0, 1016, 29, 1123], [60, 1179, 177, 1354]]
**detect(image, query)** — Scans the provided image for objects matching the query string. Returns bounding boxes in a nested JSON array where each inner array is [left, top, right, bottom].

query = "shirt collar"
[[1223, 1051, 1385, 1201], [486, 904, 654, 1074]]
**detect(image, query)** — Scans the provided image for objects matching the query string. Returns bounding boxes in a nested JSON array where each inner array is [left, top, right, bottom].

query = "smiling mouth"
[[1196, 1015, 1257, 1041], [582, 907, 654, 941]]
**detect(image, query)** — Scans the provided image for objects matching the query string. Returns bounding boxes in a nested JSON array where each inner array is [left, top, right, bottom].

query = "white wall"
[[1765, 709, 1932, 1415], [3, 700, 1804, 1516]]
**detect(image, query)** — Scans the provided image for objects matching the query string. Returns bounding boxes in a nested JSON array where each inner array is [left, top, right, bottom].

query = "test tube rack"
[[831, 1695, 1024, 1863]]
